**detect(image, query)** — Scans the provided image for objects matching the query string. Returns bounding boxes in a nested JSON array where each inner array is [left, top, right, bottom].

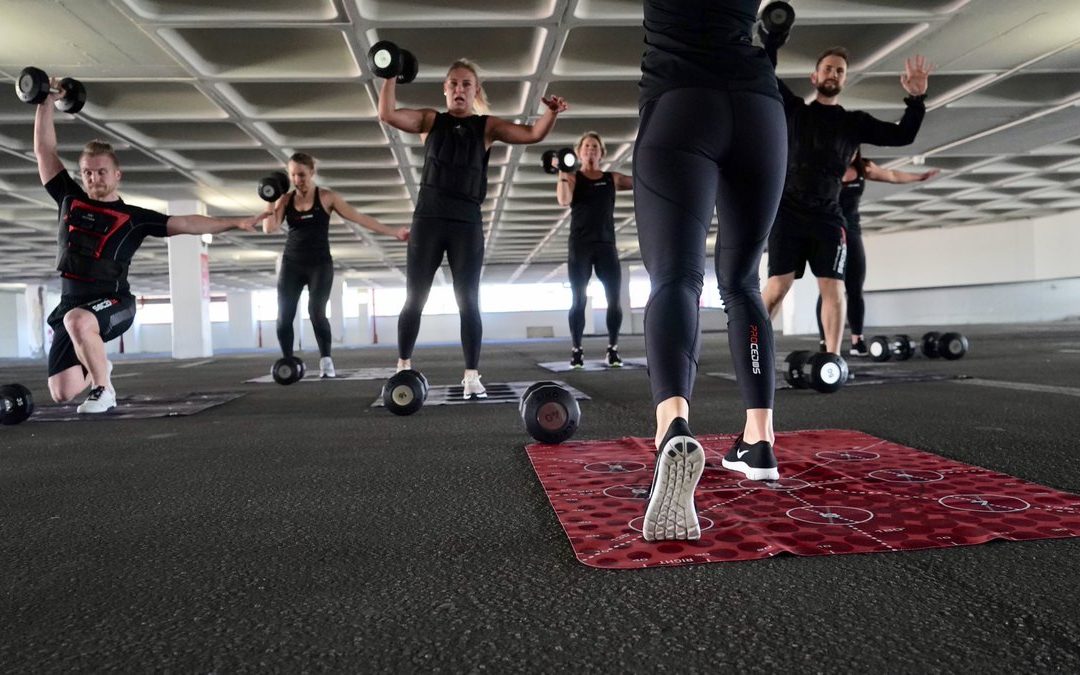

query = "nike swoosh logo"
[[737, 449, 749, 459]]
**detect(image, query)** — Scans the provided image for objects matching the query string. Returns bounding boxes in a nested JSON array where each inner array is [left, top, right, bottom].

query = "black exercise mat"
[[29, 391, 246, 422], [246, 367, 397, 384], [537, 357, 647, 372], [370, 380, 590, 407]]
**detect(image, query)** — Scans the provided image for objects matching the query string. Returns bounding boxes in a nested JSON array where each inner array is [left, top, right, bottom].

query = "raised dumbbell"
[[757, 1, 795, 48], [367, 41, 419, 84], [541, 147, 577, 175], [15, 67, 87, 114], [520, 381, 580, 444], [271, 356, 305, 385], [257, 171, 290, 202], [382, 369, 429, 416], [0, 383, 35, 425], [783, 350, 848, 393], [867, 335, 915, 362]]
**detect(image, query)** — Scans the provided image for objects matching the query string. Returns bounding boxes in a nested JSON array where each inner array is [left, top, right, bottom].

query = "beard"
[[816, 79, 842, 97]]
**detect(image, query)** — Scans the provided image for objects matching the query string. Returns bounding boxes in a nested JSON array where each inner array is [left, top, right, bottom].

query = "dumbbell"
[[257, 171, 290, 202], [928, 331, 969, 360], [867, 335, 915, 362], [541, 147, 577, 175], [15, 67, 87, 114], [271, 356, 305, 385], [757, 1, 796, 47], [0, 383, 34, 425], [520, 381, 580, 444], [382, 369, 429, 416], [367, 41, 419, 84], [783, 351, 848, 393]]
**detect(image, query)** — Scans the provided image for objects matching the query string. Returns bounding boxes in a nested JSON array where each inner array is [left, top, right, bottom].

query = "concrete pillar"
[[781, 274, 820, 336], [619, 261, 633, 336], [227, 291, 257, 350], [330, 275, 345, 345], [0, 291, 29, 357], [167, 200, 212, 358], [584, 295, 595, 336], [25, 284, 46, 358]]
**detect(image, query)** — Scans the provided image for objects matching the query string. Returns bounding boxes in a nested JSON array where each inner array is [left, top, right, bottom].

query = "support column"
[[780, 274, 820, 336], [167, 200, 212, 358], [619, 261, 633, 336], [0, 291, 30, 358], [330, 275, 345, 345], [583, 295, 595, 336], [25, 284, 46, 358], [226, 291, 257, 351]]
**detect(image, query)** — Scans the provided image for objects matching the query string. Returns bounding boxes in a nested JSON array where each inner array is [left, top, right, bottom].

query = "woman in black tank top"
[[263, 152, 409, 378], [815, 149, 940, 356], [553, 131, 633, 368], [377, 58, 568, 398]]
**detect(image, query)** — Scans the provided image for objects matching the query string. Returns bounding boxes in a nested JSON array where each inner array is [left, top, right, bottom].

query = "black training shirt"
[[639, 0, 779, 107], [283, 187, 332, 264], [46, 170, 169, 296], [569, 171, 617, 244]]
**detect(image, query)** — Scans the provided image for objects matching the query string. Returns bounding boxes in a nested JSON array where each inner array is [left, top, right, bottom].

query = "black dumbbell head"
[[522, 383, 580, 444], [892, 334, 914, 361], [55, 77, 86, 114], [383, 369, 427, 416], [938, 332, 969, 360], [368, 41, 403, 79], [16, 66, 50, 105], [0, 383, 35, 425], [541, 150, 558, 175], [868, 336, 891, 362], [807, 352, 848, 393], [783, 350, 811, 389], [921, 331, 942, 358], [258, 171, 290, 202], [519, 380, 560, 416], [762, 1, 795, 33], [271, 356, 305, 385], [397, 49, 419, 84], [556, 147, 577, 173]]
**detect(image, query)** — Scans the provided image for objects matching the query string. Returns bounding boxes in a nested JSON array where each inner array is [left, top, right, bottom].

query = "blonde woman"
[[377, 58, 567, 398]]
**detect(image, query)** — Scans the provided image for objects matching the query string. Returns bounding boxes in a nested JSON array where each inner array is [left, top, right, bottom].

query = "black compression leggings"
[[816, 229, 867, 339], [567, 241, 623, 348], [397, 217, 484, 369], [277, 258, 334, 358], [634, 87, 787, 409]]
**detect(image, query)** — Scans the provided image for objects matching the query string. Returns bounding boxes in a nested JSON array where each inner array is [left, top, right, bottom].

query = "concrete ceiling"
[[1, 0, 1079, 294]]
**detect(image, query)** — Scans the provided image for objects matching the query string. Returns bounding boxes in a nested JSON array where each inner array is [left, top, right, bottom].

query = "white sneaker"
[[462, 372, 487, 400], [319, 356, 336, 378], [77, 385, 116, 414]]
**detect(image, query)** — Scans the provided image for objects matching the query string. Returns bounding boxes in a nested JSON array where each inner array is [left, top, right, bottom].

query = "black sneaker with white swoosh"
[[721, 434, 779, 481]]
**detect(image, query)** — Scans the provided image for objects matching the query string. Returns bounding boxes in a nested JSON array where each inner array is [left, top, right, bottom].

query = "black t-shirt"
[[46, 170, 169, 296], [775, 80, 925, 236], [569, 171, 616, 244], [283, 187, 332, 264], [639, 0, 779, 107], [415, 112, 491, 224], [839, 175, 866, 233]]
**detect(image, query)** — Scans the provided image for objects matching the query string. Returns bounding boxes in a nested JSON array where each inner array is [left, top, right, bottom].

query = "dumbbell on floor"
[[258, 171, 290, 202], [541, 148, 577, 175], [783, 351, 848, 393], [15, 66, 86, 114], [383, 369, 429, 416], [367, 41, 419, 84], [924, 331, 969, 360], [272, 356, 306, 385], [520, 381, 580, 443], [867, 335, 915, 362], [0, 383, 34, 425]]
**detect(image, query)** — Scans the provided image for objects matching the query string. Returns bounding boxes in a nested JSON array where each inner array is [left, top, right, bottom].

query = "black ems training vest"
[[57, 199, 130, 284], [284, 187, 332, 263], [569, 171, 616, 244], [416, 112, 490, 223], [839, 175, 866, 233]]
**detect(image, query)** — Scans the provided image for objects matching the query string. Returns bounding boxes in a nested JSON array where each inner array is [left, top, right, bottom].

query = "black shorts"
[[47, 294, 136, 376], [767, 226, 847, 280]]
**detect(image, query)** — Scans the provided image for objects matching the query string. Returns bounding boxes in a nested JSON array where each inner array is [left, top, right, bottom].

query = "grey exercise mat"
[[707, 368, 968, 389], [370, 380, 590, 408], [29, 391, 246, 422], [246, 366, 398, 384], [537, 357, 647, 373]]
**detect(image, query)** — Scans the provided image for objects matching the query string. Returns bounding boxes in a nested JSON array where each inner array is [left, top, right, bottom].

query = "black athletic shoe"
[[721, 434, 780, 481], [570, 348, 584, 369], [849, 338, 868, 357], [643, 417, 705, 541], [606, 345, 622, 367]]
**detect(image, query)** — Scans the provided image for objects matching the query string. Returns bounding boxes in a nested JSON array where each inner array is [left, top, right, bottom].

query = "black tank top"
[[839, 175, 865, 233], [283, 187, 332, 263], [639, 0, 779, 107], [415, 112, 491, 223], [569, 171, 616, 244]]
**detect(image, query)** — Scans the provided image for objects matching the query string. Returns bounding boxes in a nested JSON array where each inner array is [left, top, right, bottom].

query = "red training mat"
[[524, 430, 1080, 569]]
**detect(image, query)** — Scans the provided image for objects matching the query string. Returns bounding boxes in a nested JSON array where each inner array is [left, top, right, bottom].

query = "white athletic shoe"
[[319, 356, 337, 378], [462, 372, 487, 400], [642, 417, 705, 541], [77, 385, 116, 414]]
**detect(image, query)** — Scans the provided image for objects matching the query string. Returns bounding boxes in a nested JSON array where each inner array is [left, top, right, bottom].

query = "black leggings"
[[398, 217, 484, 369], [634, 87, 787, 409], [277, 258, 334, 358], [816, 228, 866, 339], [568, 240, 622, 348]]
